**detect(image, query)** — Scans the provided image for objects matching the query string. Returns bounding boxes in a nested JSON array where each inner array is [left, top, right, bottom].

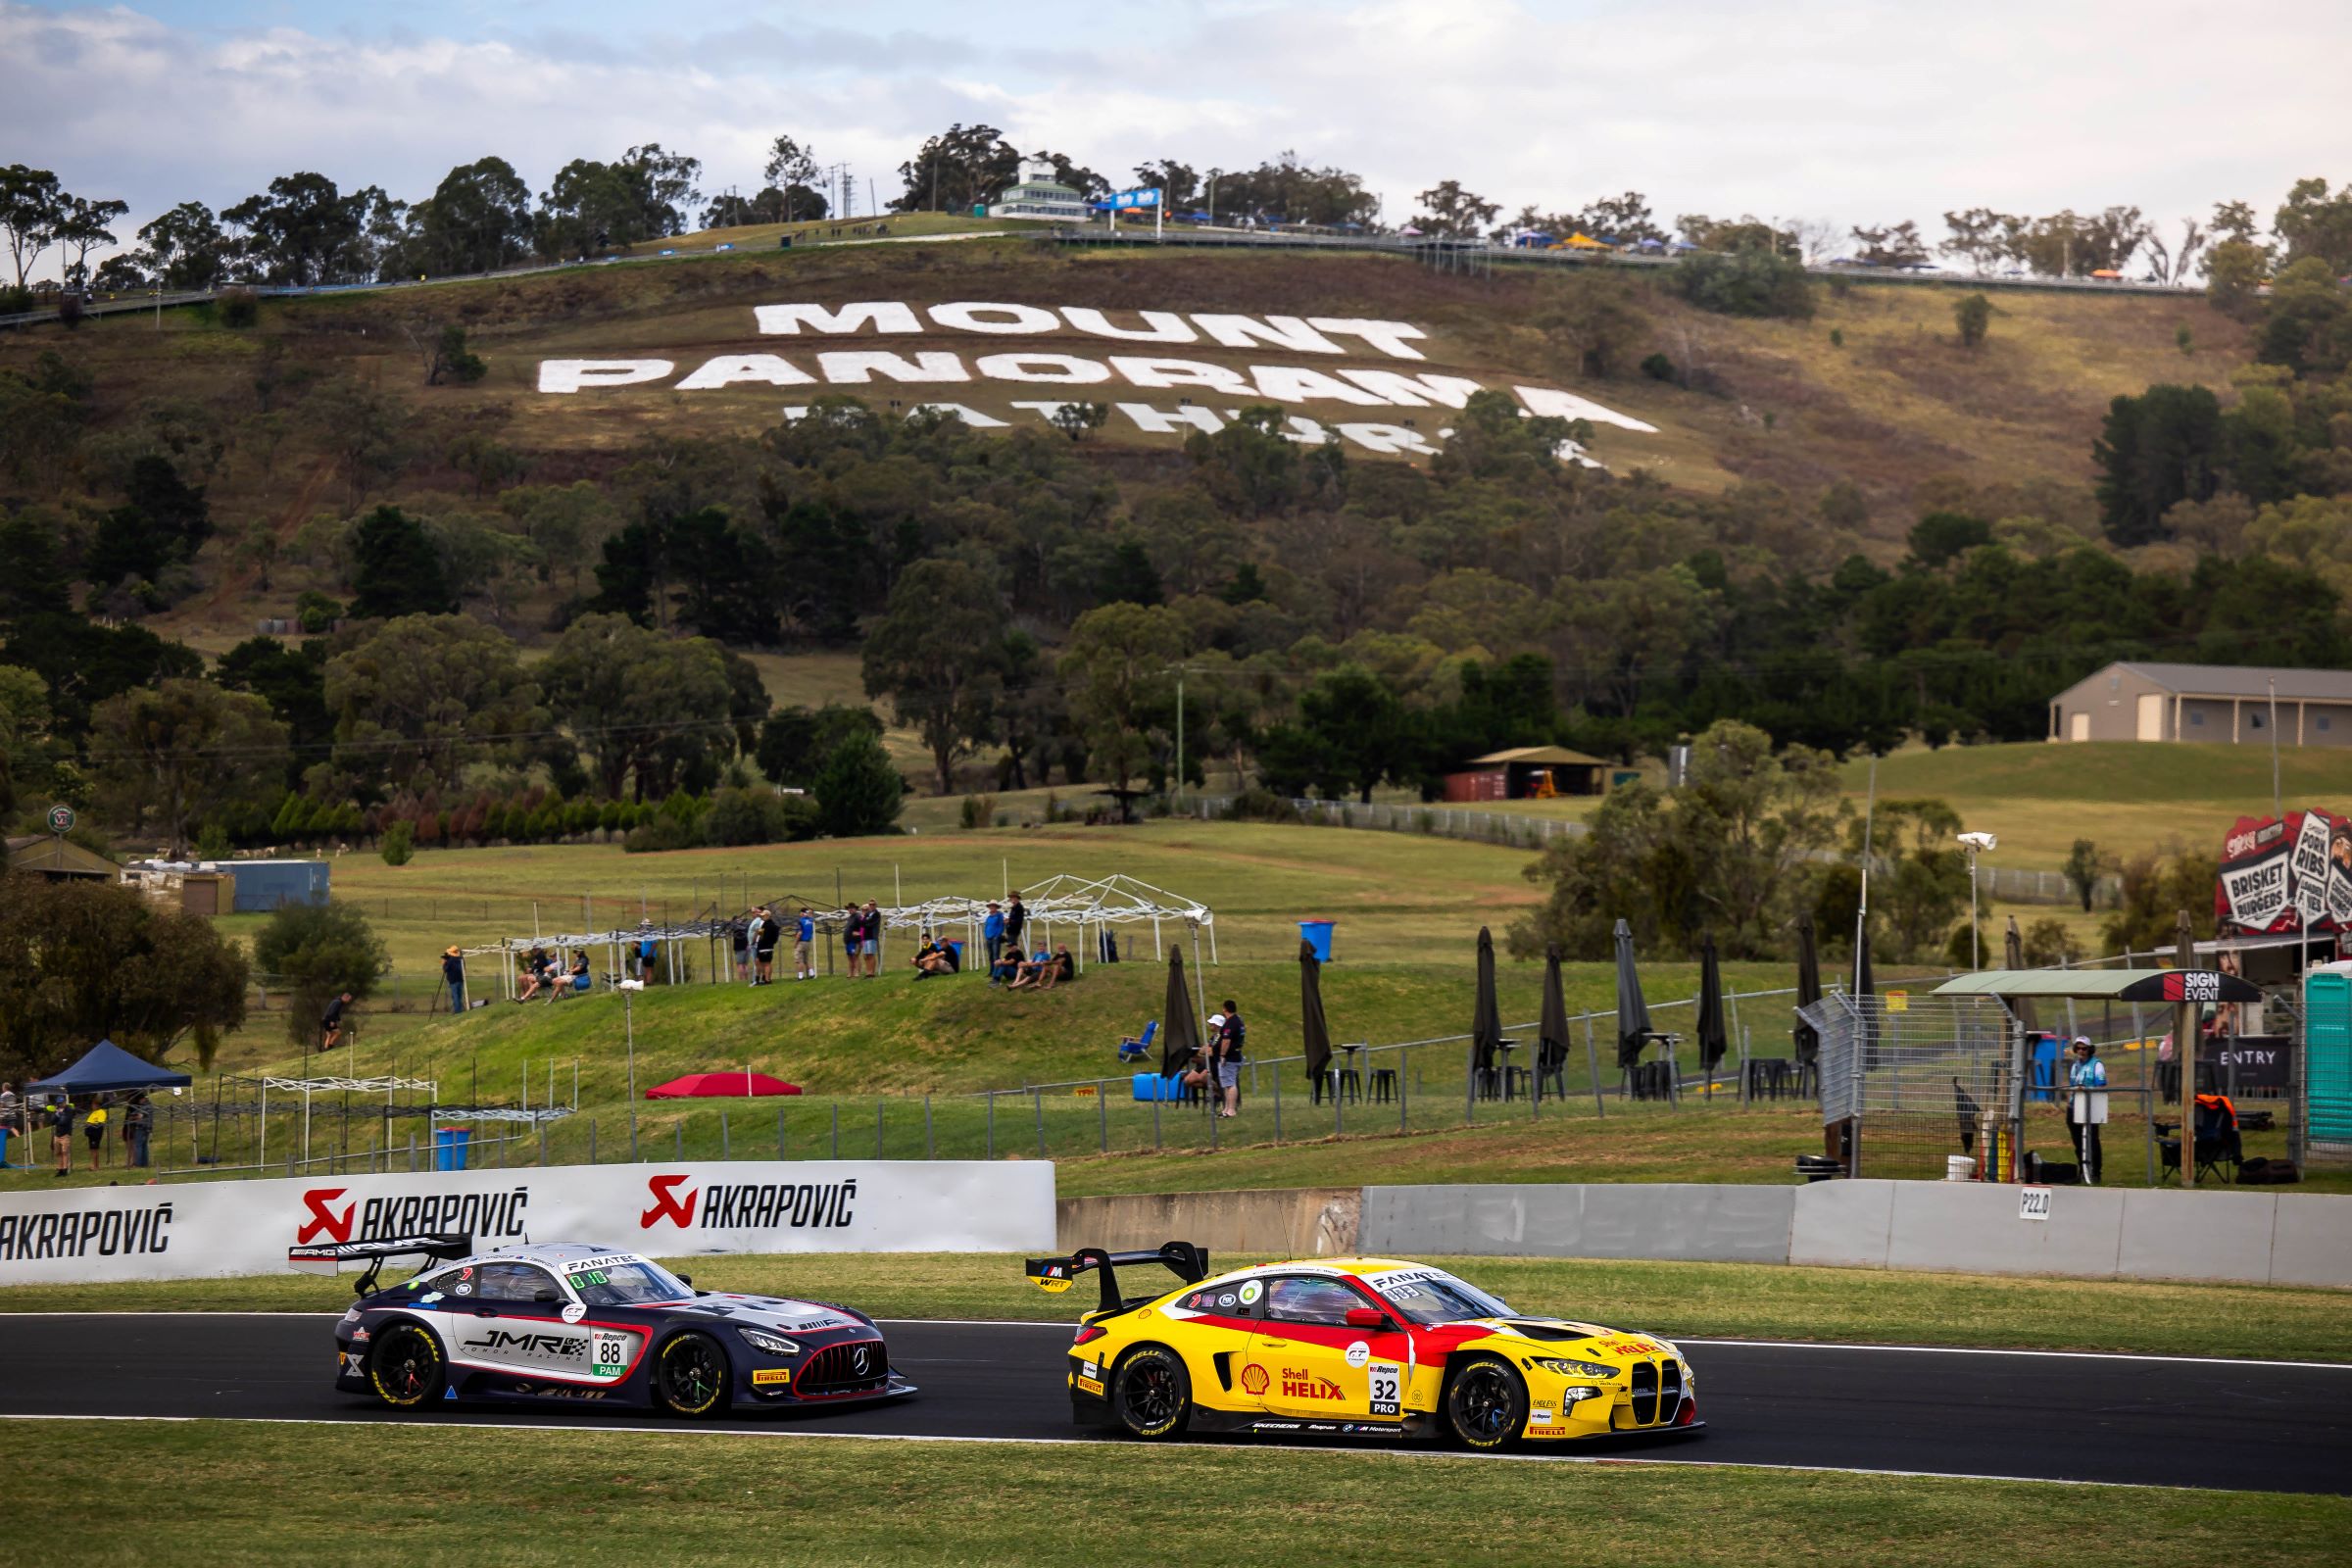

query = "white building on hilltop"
[[988, 157, 1090, 222]]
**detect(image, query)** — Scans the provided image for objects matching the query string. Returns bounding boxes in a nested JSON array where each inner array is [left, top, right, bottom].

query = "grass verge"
[[12, 1422, 2347, 1566], [6, 1250, 2347, 1361]]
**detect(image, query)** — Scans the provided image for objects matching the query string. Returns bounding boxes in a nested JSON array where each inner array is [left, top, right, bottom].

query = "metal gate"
[[1805, 991, 2025, 1181]]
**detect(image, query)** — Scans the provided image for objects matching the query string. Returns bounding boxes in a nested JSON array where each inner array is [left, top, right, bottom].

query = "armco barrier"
[[1360, 1184, 1795, 1263], [1057, 1188, 1360, 1255], [0, 1161, 1054, 1286]]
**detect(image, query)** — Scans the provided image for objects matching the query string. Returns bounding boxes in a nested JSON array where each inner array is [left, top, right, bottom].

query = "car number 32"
[[1368, 1363, 1401, 1418]]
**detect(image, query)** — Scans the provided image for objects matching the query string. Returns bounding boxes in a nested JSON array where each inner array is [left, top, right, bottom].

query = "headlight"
[[738, 1328, 801, 1356], [1532, 1357, 1617, 1380]]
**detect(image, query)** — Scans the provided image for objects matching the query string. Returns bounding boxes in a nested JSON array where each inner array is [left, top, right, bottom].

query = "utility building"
[[2047, 662, 2352, 746]]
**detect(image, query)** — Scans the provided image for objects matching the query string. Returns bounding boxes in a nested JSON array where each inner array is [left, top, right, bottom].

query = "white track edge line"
[[0, 1412, 2218, 1491]]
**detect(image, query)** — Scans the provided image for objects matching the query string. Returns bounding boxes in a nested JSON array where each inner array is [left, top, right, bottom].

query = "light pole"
[[618, 978, 644, 1158], [1959, 832, 1997, 969]]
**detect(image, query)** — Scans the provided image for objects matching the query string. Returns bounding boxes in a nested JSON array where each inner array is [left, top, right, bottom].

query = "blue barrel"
[[1298, 920, 1336, 962], [434, 1126, 471, 1171]]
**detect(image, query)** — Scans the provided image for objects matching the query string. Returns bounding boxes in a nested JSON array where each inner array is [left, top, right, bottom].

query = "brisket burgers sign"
[[535, 299, 1660, 467], [2217, 808, 2352, 933]]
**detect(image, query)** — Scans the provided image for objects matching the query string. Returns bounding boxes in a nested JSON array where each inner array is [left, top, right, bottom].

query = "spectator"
[[1216, 1000, 1247, 1118], [794, 906, 814, 980], [0, 1081, 18, 1168], [1004, 892, 1028, 956], [84, 1097, 109, 1170], [990, 944, 1024, 986], [516, 953, 545, 1003], [638, 922, 660, 983], [1007, 947, 1054, 991], [124, 1093, 153, 1169], [860, 901, 883, 978], [911, 934, 955, 979], [442, 946, 466, 1013], [1035, 944, 1075, 991], [756, 906, 781, 984], [733, 912, 754, 983], [2067, 1037, 2107, 1185], [983, 902, 1006, 981], [320, 990, 353, 1052], [839, 901, 864, 978], [50, 1095, 74, 1178], [554, 950, 590, 999]]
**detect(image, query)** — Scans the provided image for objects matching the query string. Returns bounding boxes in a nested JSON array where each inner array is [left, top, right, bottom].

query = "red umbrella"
[[644, 1071, 802, 1100]]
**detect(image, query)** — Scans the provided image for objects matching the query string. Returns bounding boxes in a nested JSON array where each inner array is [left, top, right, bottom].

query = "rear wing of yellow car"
[[1025, 1242, 1211, 1316]]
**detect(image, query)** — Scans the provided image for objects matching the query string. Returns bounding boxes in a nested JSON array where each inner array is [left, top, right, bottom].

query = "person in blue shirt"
[[794, 907, 815, 980], [982, 902, 1006, 983], [2066, 1037, 2107, 1184], [638, 923, 659, 983]]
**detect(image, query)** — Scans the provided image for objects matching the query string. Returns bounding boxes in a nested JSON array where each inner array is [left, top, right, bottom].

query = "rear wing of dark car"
[[288, 1234, 473, 1295], [1025, 1242, 1211, 1315]]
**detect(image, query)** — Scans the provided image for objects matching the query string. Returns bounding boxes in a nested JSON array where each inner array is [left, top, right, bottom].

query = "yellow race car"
[[1026, 1243, 1701, 1448]]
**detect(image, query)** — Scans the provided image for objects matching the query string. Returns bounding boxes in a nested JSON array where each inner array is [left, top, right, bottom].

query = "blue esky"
[[5, 0, 2347, 270]]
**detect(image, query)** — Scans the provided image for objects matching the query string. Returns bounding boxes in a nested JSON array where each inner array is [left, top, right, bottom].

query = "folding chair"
[[1117, 1020, 1157, 1065]]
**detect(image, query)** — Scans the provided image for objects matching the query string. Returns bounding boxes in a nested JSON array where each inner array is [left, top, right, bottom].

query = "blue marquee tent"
[[28, 1039, 190, 1095]]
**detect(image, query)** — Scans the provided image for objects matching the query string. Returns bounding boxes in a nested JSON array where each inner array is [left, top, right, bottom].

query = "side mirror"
[[678, 1273, 694, 1288], [1343, 1306, 1392, 1330], [533, 1288, 560, 1303]]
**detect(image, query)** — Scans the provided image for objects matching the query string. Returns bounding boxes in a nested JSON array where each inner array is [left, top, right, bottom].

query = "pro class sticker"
[[1368, 1362, 1401, 1418]]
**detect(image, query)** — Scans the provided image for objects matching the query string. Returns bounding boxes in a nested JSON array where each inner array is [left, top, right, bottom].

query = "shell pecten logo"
[[1239, 1362, 1271, 1396]]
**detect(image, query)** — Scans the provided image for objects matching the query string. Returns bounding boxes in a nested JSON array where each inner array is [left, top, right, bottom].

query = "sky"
[[5, 0, 2348, 270]]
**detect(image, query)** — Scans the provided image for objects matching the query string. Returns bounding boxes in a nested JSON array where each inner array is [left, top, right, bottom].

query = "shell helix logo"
[[1280, 1367, 1345, 1401], [1239, 1363, 1271, 1396]]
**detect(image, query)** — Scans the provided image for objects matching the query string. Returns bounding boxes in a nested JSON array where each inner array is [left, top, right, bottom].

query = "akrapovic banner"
[[0, 1161, 1054, 1286]]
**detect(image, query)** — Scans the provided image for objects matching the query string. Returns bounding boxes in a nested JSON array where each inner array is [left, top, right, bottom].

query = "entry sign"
[[2019, 1187, 2052, 1222], [46, 804, 74, 835]]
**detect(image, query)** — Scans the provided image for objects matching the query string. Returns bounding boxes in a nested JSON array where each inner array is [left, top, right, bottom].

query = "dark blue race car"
[[298, 1237, 914, 1417]]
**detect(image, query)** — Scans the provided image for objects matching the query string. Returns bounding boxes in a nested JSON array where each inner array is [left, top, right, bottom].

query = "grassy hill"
[[3, 236, 2254, 654]]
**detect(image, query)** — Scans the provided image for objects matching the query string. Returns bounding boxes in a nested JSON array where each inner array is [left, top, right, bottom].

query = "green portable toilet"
[[2303, 962, 2352, 1143]]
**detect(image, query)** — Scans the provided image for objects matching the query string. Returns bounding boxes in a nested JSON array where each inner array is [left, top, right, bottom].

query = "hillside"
[[1, 235, 2254, 652]]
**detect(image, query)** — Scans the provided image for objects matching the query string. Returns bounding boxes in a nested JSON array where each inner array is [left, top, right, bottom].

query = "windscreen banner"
[[0, 1160, 1054, 1286], [2217, 808, 2352, 933]]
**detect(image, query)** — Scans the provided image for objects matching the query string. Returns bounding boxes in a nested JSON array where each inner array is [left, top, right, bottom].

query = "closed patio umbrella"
[[1471, 927, 1502, 1097], [1159, 951, 1201, 1077], [1695, 934, 1729, 1094], [2004, 914, 2037, 1032], [1538, 944, 1570, 1104], [1855, 914, 1878, 1069], [1300, 938, 1333, 1089], [1793, 912, 1822, 1068], [1613, 918, 1652, 1070]]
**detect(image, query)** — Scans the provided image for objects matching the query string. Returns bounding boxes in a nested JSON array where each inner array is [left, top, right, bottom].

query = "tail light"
[[1072, 1325, 1108, 1348]]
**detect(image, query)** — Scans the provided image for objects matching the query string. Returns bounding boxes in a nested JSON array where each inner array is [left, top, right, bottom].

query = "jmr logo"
[[297, 1188, 355, 1245], [641, 1174, 698, 1229], [466, 1329, 582, 1360]]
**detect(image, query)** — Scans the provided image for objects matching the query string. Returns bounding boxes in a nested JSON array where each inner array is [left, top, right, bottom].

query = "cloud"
[[2, 0, 2346, 273]]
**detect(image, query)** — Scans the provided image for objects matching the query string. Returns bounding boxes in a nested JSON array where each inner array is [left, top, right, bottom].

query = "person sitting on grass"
[[911, 935, 954, 979], [1007, 949, 1054, 991], [515, 954, 545, 1003], [1035, 944, 1076, 992], [990, 946, 1023, 986]]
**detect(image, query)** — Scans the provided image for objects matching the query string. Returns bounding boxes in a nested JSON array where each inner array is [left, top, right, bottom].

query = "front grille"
[[798, 1338, 888, 1396], [1629, 1359, 1658, 1425], [1658, 1358, 1683, 1426]]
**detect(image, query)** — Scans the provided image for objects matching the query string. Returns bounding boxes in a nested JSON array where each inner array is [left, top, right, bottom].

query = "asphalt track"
[[5, 1314, 2347, 1494]]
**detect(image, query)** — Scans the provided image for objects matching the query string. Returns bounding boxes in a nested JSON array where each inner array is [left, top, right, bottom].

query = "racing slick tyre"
[[366, 1321, 446, 1410], [654, 1331, 730, 1418], [1439, 1353, 1527, 1451], [1110, 1345, 1192, 1440]]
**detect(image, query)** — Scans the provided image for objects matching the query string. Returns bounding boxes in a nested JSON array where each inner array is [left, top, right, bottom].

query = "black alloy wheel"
[[1111, 1345, 1192, 1440], [655, 1332, 729, 1418], [1440, 1353, 1527, 1450], [367, 1322, 446, 1410]]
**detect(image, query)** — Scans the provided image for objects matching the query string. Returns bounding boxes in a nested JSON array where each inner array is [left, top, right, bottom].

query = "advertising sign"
[[2218, 808, 2350, 934], [1109, 188, 1161, 209], [0, 1161, 1054, 1286]]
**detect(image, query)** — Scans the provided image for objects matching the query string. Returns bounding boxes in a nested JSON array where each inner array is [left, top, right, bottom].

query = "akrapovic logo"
[[0, 1203, 173, 1261], [294, 1186, 529, 1245], [638, 1174, 857, 1231]]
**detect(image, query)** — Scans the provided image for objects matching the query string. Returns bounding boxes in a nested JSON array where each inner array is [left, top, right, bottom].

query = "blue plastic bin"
[[2029, 1037, 2060, 1102], [434, 1126, 472, 1171], [1299, 920, 1336, 962], [1132, 1073, 1187, 1102]]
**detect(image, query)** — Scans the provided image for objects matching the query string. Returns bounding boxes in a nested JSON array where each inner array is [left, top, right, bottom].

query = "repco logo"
[[297, 1188, 356, 1244], [641, 1174, 699, 1229]]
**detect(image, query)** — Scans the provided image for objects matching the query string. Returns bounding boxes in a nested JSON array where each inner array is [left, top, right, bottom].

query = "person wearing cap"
[[2066, 1037, 2107, 1184], [794, 906, 814, 980], [442, 945, 466, 1014], [982, 902, 1007, 982]]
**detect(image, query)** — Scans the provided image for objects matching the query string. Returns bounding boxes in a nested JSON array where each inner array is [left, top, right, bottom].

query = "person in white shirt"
[[2066, 1037, 2108, 1184]]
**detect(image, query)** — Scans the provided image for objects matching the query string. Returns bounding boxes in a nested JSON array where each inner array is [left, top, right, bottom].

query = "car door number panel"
[[1368, 1362, 1401, 1418]]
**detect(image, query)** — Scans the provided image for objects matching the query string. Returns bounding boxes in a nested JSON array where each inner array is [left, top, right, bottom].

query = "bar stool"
[[1368, 1068, 1397, 1102], [1535, 1052, 1566, 1100]]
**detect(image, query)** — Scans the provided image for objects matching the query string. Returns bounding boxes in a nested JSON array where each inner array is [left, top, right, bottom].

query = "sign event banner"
[[0, 1161, 1054, 1286]]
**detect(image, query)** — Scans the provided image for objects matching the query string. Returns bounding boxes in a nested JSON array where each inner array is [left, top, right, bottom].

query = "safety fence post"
[[924, 1095, 934, 1160], [1098, 1083, 1108, 1152], [1152, 1096, 1161, 1151], [830, 1103, 840, 1158], [721, 1111, 730, 1160], [777, 1106, 787, 1158], [1273, 1069, 1283, 1141], [673, 1122, 682, 1160], [408, 1131, 416, 1172], [1034, 1090, 1046, 1159], [876, 1099, 885, 1159], [1585, 1015, 1605, 1119], [588, 1120, 596, 1164], [538, 1122, 548, 1165], [1400, 1044, 1409, 1132], [986, 1092, 996, 1158]]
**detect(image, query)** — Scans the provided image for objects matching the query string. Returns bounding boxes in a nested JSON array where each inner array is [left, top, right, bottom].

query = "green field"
[[9, 1250, 2349, 1362], [20, 1422, 2342, 1568]]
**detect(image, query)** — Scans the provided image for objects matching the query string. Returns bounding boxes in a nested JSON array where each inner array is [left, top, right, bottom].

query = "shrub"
[[378, 821, 414, 865], [815, 732, 905, 839], [705, 785, 806, 847], [1640, 352, 1676, 381], [624, 813, 703, 854], [253, 900, 389, 1044], [1954, 293, 1991, 349], [959, 793, 997, 830], [1226, 787, 1301, 824], [218, 288, 260, 328], [294, 590, 342, 634], [1668, 250, 1815, 318]]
